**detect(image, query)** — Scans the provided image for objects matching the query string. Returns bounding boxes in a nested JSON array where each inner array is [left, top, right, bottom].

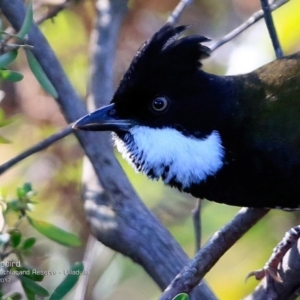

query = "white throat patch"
[[113, 127, 224, 189]]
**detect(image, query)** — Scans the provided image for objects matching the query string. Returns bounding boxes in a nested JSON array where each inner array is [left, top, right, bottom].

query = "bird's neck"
[[195, 71, 266, 170], [196, 71, 243, 135]]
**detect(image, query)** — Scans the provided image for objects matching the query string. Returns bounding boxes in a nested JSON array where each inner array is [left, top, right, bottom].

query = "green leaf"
[[22, 237, 36, 250], [0, 69, 24, 82], [25, 49, 58, 98], [19, 275, 49, 297], [11, 266, 44, 282], [0, 134, 11, 144], [49, 262, 84, 300], [0, 50, 18, 68], [5, 199, 24, 214], [9, 229, 22, 248], [27, 216, 81, 247], [17, 0, 33, 40], [21, 183, 33, 196], [17, 183, 34, 202], [23, 183, 32, 193], [9, 292, 24, 300], [23, 285, 34, 300], [172, 294, 189, 300]]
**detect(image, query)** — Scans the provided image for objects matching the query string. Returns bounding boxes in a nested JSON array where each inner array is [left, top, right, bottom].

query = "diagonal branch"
[[210, 0, 289, 52], [167, 0, 192, 25], [0, 126, 73, 175], [36, 0, 71, 25], [160, 208, 270, 300]]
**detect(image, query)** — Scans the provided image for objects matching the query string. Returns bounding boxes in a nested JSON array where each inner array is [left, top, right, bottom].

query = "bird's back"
[[196, 52, 300, 209]]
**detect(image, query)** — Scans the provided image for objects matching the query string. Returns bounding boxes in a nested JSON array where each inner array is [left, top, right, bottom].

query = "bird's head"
[[73, 25, 228, 190]]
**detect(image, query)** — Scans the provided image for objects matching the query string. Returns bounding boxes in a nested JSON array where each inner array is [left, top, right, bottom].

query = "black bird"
[[73, 24, 300, 211], [73, 24, 300, 281]]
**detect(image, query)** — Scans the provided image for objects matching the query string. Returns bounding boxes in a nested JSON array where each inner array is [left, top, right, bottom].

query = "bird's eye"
[[151, 97, 169, 113]]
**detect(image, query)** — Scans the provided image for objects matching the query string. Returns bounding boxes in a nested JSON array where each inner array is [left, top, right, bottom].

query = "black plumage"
[[74, 24, 300, 210]]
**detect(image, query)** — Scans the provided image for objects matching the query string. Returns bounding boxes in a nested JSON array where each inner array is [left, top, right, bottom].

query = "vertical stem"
[[192, 198, 202, 253], [260, 0, 283, 58]]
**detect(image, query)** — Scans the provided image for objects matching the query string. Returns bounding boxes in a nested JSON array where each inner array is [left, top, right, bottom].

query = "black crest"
[[130, 25, 210, 70], [113, 25, 211, 103]]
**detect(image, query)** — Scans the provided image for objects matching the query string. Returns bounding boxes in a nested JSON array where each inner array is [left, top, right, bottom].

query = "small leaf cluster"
[[0, 0, 58, 145], [0, 0, 57, 95], [0, 183, 83, 300]]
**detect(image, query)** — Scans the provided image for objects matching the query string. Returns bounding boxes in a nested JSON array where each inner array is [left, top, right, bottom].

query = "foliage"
[[0, 183, 83, 299], [0, 0, 57, 97], [49, 262, 84, 300], [0, 0, 57, 145]]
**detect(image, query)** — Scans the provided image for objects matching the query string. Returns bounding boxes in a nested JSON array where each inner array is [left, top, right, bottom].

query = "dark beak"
[[72, 103, 135, 132]]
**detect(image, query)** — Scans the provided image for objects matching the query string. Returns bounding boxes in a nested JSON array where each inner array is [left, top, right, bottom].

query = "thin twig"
[[0, 126, 73, 175], [260, 0, 283, 58], [167, 0, 193, 25], [36, 1, 71, 25], [192, 198, 201, 253], [2, 0, 70, 45], [210, 0, 289, 52], [75, 235, 95, 300]]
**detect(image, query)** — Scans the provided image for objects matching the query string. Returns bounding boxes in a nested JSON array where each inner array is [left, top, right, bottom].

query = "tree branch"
[[160, 208, 269, 300], [167, 0, 192, 25], [36, 0, 71, 25], [0, 126, 72, 175]]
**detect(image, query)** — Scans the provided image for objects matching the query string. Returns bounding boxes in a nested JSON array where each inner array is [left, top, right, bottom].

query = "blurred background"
[[1, 0, 300, 299]]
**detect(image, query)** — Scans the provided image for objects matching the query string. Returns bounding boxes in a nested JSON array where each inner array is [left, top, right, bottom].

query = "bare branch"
[[167, 0, 193, 25], [210, 0, 289, 53], [160, 208, 270, 300], [36, 0, 71, 25], [0, 126, 72, 175]]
